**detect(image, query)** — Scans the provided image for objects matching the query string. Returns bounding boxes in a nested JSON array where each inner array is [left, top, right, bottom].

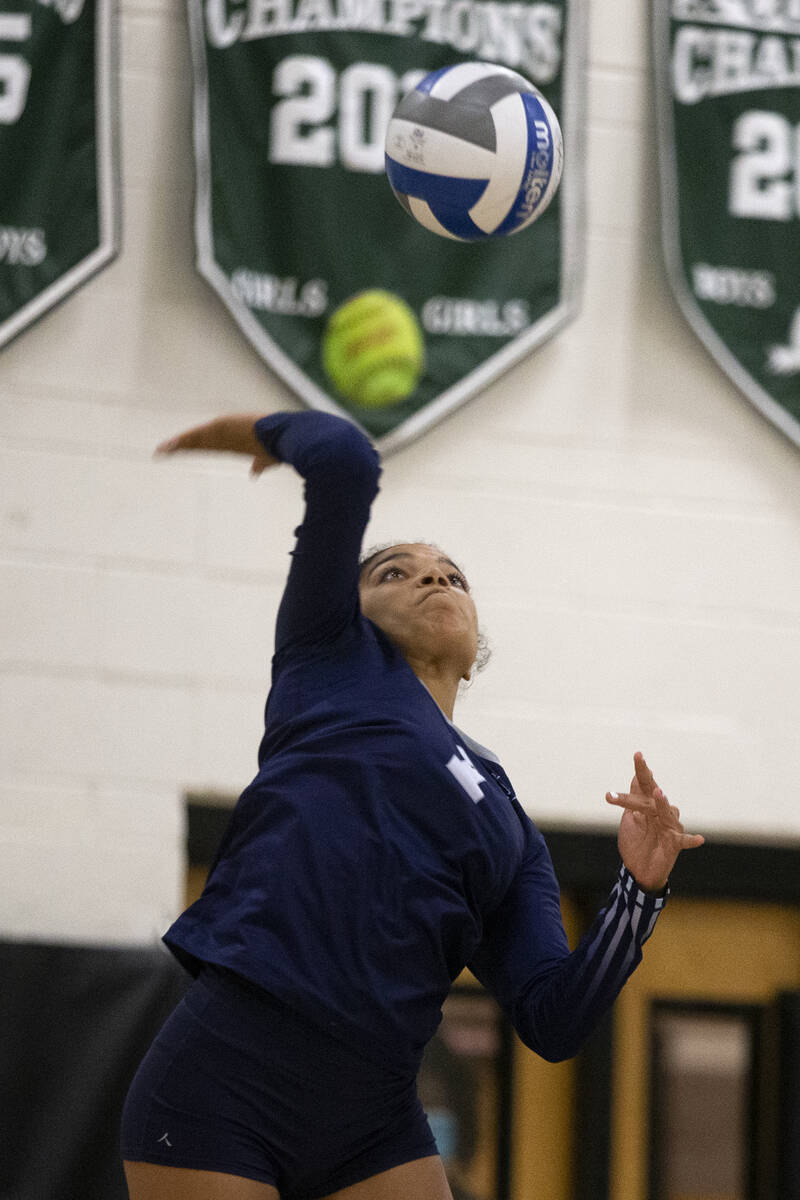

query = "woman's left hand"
[[155, 414, 279, 477], [606, 752, 705, 893]]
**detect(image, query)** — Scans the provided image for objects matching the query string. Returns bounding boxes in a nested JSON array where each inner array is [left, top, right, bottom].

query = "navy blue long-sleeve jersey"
[[164, 411, 666, 1070]]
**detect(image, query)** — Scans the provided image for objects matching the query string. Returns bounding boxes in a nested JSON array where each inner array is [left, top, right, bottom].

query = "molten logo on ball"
[[384, 61, 564, 242]]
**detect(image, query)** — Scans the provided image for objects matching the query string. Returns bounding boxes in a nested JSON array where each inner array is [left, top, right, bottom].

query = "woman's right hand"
[[156, 414, 279, 476]]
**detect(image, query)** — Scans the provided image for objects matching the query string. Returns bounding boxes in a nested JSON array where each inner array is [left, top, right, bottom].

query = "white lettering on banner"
[[231, 269, 328, 315], [205, 0, 562, 82], [691, 263, 776, 306], [0, 13, 31, 125], [270, 57, 424, 171], [0, 226, 47, 265], [767, 306, 800, 372], [671, 0, 800, 36], [728, 111, 800, 220], [422, 296, 530, 335], [36, 0, 86, 24], [672, 25, 800, 102]]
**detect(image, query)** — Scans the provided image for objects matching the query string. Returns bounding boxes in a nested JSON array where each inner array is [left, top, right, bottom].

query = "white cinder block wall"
[[2, 0, 799, 944]]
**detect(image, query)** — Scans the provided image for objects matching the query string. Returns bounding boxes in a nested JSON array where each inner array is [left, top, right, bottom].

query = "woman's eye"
[[381, 567, 404, 581], [449, 573, 468, 590]]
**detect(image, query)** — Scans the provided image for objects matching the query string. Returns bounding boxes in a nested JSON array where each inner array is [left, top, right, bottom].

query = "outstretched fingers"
[[606, 788, 705, 848], [606, 788, 676, 823], [606, 790, 651, 814], [155, 422, 218, 455], [653, 787, 679, 824], [632, 750, 656, 795]]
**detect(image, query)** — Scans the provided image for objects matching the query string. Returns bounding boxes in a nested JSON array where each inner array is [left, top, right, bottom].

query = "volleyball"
[[384, 62, 563, 242]]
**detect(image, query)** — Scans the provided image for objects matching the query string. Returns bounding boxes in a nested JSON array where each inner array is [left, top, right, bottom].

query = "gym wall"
[[2, 0, 799, 978]]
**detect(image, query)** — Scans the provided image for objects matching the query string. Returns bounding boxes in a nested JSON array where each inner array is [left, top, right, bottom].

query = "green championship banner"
[[654, 0, 800, 449], [0, 0, 119, 349], [188, 0, 584, 451]]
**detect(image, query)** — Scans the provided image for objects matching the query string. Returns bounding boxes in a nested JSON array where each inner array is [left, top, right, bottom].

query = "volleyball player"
[[121, 410, 704, 1200]]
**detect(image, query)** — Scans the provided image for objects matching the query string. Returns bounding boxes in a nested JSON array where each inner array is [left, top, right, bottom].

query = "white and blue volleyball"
[[384, 62, 563, 242]]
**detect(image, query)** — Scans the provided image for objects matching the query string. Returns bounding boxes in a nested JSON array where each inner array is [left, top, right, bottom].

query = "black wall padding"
[[0, 941, 189, 1200], [777, 991, 800, 1200]]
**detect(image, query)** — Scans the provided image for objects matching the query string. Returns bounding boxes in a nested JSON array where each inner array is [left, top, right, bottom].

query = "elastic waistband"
[[195, 964, 422, 1078]]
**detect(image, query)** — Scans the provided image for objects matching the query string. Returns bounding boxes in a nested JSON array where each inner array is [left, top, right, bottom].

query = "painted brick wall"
[[2, 0, 799, 941]]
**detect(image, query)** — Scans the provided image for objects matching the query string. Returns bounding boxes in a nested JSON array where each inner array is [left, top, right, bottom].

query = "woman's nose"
[[420, 571, 449, 587]]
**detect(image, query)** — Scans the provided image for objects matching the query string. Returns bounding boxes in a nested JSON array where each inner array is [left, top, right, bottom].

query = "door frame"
[[542, 830, 800, 1200]]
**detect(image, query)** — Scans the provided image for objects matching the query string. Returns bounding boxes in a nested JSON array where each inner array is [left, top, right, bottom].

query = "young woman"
[[121, 410, 704, 1200]]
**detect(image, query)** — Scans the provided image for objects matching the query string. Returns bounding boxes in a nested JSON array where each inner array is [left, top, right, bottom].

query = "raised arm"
[[255, 412, 381, 654], [468, 755, 703, 1062], [467, 831, 664, 1062], [157, 410, 381, 655]]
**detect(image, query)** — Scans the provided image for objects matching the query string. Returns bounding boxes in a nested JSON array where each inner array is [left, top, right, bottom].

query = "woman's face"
[[359, 543, 479, 678]]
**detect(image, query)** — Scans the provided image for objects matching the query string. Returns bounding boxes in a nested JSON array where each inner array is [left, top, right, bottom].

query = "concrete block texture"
[[1, 0, 799, 942]]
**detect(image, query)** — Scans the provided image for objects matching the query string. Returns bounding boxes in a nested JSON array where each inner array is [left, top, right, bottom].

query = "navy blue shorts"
[[120, 965, 437, 1198]]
